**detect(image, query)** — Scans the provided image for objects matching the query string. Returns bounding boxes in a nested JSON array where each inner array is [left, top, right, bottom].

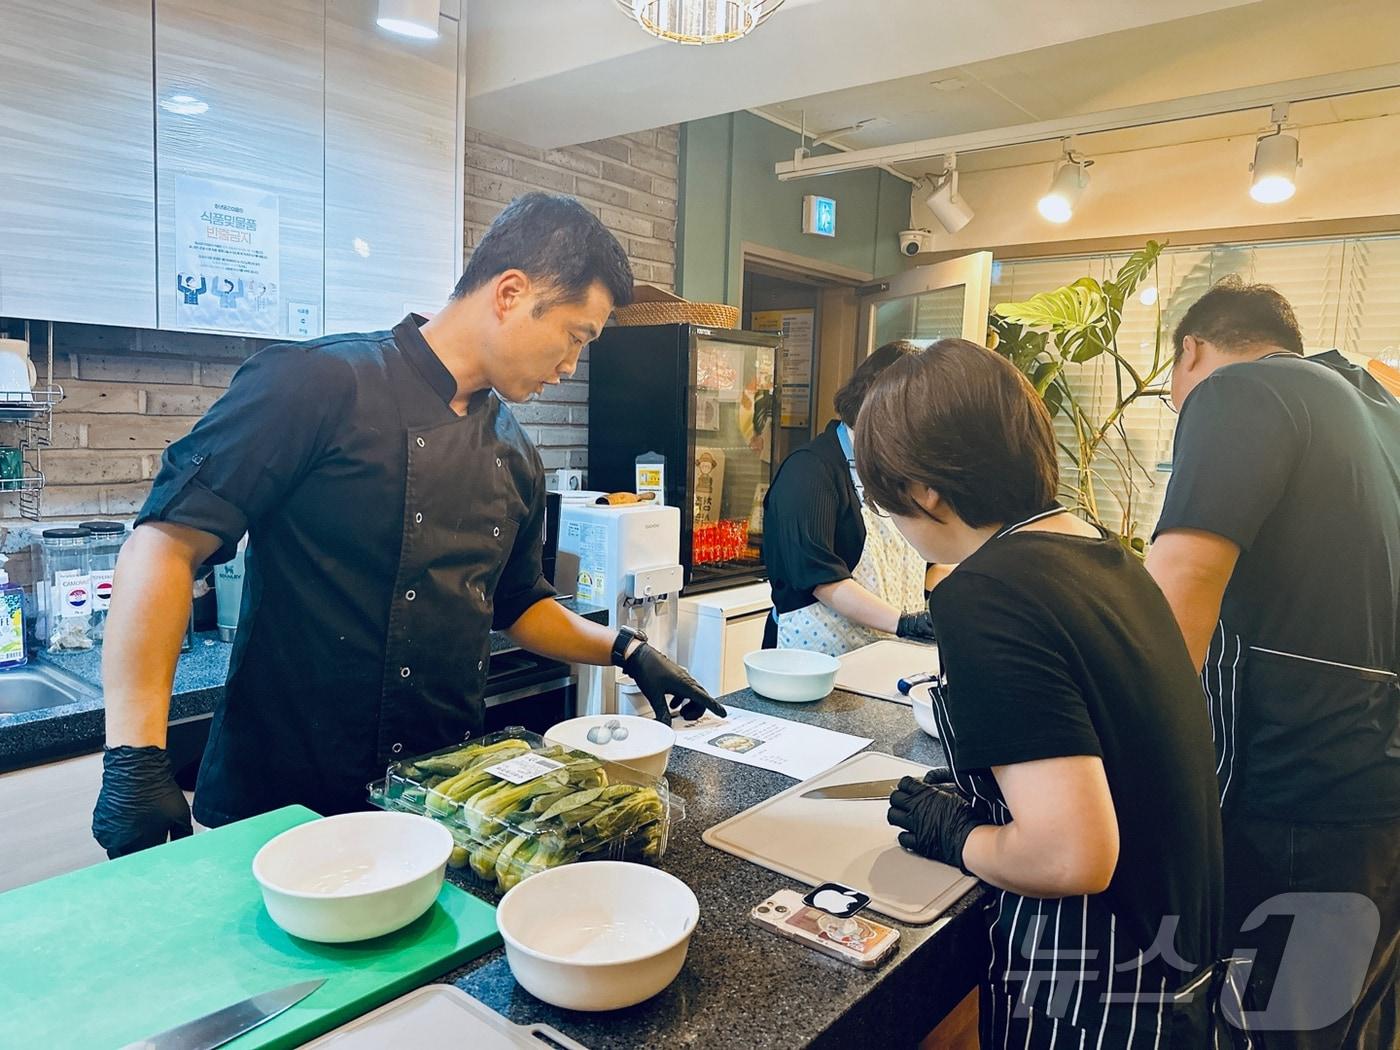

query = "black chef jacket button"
[[414, 512, 423, 524], [400, 666, 411, 678], [496, 458, 502, 468], [416, 437, 426, 448], [405, 589, 416, 601], [492, 526, 500, 537], [391, 742, 403, 754], [477, 659, 484, 671]]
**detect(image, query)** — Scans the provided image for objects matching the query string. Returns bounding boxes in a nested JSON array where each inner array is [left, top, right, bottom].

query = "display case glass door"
[[688, 332, 776, 590]]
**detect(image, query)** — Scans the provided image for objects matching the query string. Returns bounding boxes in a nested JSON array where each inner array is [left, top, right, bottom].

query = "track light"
[[922, 154, 974, 234], [377, 0, 439, 39], [1250, 126, 1299, 204], [1038, 150, 1091, 224]]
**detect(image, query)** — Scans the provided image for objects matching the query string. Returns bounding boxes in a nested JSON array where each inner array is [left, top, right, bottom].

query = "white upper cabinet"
[[1, 0, 461, 336], [324, 0, 462, 332], [154, 0, 326, 338], [0, 0, 157, 327]]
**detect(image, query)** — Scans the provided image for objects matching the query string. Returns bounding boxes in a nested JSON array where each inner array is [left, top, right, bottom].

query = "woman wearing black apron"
[[855, 339, 1225, 1048]]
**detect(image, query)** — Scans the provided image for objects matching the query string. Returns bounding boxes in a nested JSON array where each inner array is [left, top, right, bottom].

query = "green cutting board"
[[0, 806, 501, 1049]]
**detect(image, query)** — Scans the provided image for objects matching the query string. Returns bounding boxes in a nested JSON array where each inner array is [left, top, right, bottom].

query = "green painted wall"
[[677, 111, 907, 304]]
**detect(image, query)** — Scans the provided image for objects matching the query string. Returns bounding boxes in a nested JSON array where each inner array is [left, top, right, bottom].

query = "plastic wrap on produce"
[[367, 727, 684, 892]]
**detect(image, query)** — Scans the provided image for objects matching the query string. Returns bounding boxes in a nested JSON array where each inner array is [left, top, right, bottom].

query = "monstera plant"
[[988, 240, 1169, 552]]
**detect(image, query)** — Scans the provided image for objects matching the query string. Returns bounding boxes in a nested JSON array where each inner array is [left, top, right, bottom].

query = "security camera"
[[899, 229, 934, 257]]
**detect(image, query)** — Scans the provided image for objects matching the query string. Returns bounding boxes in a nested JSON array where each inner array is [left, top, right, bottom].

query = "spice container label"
[[53, 569, 92, 615]]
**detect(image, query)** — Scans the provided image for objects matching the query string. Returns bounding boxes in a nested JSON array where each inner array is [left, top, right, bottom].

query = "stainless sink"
[[0, 663, 100, 714]]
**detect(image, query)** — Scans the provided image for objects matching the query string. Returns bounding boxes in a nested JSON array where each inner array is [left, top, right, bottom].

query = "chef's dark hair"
[[833, 340, 920, 427], [854, 338, 1058, 528], [454, 192, 635, 310], [1173, 275, 1303, 360]]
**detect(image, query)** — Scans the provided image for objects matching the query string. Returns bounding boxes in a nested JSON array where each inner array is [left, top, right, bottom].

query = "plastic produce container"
[[367, 727, 684, 894]]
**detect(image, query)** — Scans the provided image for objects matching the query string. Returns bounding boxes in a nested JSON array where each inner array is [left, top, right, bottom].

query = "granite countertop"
[[440, 689, 990, 1049], [0, 598, 608, 774]]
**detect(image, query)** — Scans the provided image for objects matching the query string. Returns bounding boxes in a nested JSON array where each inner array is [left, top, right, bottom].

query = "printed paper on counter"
[[671, 706, 871, 780]]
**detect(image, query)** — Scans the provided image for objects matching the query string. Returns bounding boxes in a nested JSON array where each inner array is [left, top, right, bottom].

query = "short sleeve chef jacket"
[[137, 316, 555, 825]]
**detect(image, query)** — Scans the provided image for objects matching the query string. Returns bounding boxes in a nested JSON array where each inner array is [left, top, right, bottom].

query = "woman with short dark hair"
[[761, 341, 938, 655], [857, 338, 1224, 1047]]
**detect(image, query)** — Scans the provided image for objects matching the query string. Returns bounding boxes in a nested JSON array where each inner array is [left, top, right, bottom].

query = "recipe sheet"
[[671, 706, 872, 780]]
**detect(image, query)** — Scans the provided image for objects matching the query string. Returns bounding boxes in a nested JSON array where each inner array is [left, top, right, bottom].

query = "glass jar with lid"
[[37, 527, 93, 652], [79, 520, 126, 641]]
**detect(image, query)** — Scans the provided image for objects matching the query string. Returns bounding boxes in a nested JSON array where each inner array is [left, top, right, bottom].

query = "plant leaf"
[[993, 278, 1107, 333]]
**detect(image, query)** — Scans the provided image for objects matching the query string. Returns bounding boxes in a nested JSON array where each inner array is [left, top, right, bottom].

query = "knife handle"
[[897, 671, 938, 695]]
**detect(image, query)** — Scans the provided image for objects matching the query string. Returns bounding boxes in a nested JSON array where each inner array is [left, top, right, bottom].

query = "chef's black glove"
[[622, 642, 727, 726], [887, 769, 987, 874], [93, 745, 193, 859], [896, 610, 938, 643]]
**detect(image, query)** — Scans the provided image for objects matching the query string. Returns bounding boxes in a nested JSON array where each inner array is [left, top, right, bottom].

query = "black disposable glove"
[[896, 610, 938, 643], [92, 745, 193, 859], [887, 768, 988, 874], [622, 642, 727, 726]]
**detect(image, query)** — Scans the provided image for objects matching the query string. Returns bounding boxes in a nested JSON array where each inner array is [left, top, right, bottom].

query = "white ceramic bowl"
[[910, 685, 940, 738], [743, 648, 840, 703], [545, 715, 675, 779], [496, 860, 699, 1011], [252, 812, 453, 943]]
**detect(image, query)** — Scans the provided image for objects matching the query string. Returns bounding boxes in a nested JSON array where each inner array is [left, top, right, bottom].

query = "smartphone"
[[749, 889, 899, 969]]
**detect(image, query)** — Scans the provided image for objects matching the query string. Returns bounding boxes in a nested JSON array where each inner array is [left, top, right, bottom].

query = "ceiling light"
[[376, 0, 439, 39], [1139, 285, 1159, 307], [617, 0, 785, 45], [352, 238, 372, 259], [1037, 151, 1091, 224], [1250, 129, 1299, 204], [923, 154, 973, 234], [159, 94, 208, 116]]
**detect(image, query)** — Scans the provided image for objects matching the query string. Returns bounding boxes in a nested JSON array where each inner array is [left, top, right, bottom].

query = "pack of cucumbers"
[[367, 728, 683, 892]]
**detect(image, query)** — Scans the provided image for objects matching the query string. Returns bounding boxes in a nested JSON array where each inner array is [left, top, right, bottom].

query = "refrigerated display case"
[[587, 323, 780, 594]]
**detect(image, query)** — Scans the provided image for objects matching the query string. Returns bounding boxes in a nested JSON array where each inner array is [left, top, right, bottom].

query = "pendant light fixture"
[[1250, 104, 1299, 204], [377, 0, 439, 39], [617, 0, 786, 45], [1037, 147, 1092, 224]]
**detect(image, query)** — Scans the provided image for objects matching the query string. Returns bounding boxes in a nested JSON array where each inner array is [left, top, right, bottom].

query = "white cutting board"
[[703, 751, 977, 925], [303, 986, 588, 1049], [835, 639, 940, 705]]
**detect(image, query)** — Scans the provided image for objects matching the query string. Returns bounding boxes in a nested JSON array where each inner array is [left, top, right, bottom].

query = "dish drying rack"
[[1, 320, 64, 520]]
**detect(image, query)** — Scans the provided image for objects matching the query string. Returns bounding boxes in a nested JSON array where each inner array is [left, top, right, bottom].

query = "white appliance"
[[557, 503, 684, 717], [676, 582, 773, 698]]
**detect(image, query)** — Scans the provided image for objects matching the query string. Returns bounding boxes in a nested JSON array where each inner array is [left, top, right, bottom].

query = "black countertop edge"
[[0, 598, 609, 774], [436, 687, 990, 1050]]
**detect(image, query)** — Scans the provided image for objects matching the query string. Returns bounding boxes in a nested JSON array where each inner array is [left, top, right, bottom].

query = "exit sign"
[[803, 195, 836, 237]]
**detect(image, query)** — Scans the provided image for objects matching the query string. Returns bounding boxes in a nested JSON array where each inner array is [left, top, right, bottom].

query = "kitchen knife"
[[801, 778, 903, 801], [118, 977, 325, 1050]]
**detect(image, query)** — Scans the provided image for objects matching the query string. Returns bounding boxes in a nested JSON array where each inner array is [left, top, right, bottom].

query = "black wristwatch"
[[611, 625, 648, 667]]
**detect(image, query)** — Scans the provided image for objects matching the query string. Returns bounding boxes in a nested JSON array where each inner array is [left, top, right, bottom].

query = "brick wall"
[[462, 126, 679, 473], [0, 125, 679, 546]]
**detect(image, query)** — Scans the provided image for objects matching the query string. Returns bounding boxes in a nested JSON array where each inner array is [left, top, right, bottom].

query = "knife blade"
[[119, 977, 325, 1050], [801, 778, 904, 801]]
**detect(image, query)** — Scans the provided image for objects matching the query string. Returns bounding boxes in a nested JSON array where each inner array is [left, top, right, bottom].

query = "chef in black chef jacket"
[[92, 193, 724, 855], [1147, 277, 1400, 1049]]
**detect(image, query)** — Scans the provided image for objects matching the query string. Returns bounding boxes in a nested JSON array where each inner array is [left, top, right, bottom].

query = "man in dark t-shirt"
[[1148, 277, 1400, 1048]]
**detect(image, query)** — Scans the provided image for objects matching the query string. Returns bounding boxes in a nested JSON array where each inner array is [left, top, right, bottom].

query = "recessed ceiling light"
[[353, 238, 372, 258], [1139, 285, 1159, 307], [376, 0, 439, 39], [160, 94, 208, 116]]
